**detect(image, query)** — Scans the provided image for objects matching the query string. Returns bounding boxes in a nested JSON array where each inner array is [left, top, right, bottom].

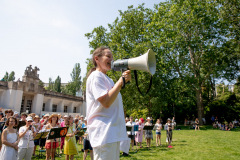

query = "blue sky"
[[0, 0, 164, 83]]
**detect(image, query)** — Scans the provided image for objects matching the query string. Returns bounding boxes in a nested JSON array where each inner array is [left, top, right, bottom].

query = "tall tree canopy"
[[2, 71, 15, 81], [84, 0, 239, 123], [63, 63, 82, 96]]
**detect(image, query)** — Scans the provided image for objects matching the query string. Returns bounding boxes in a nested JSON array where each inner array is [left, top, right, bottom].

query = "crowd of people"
[[0, 109, 93, 160], [122, 116, 175, 156], [211, 116, 240, 131], [0, 108, 176, 160]]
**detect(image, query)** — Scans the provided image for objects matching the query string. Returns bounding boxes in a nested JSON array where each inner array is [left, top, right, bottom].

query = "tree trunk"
[[196, 87, 204, 125]]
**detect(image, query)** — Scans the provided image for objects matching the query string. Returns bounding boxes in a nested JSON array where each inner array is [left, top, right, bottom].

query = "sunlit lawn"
[[32, 126, 240, 160]]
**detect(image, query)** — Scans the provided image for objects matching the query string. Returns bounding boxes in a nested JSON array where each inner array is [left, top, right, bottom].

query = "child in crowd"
[[64, 116, 79, 160], [166, 118, 173, 148], [195, 118, 200, 131], [83, 119, 93, 160], [135, 118, 144, 150], [154, 119, 162, 146], [145, 117, 153, 149]]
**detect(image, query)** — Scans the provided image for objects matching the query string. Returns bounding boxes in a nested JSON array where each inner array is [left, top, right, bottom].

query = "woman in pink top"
[[135, 118, 144, 149]]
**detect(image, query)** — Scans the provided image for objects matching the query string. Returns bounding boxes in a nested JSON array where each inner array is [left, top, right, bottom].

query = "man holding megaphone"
[[86, 46, 156, 160], [86, 46, 131, 160]]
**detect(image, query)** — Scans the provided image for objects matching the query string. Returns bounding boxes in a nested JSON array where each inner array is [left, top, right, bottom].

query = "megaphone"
[[111, 49, 156, 75]]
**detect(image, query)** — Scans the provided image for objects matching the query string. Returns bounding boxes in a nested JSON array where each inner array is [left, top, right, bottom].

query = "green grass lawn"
[[32, 126, 240, 160]]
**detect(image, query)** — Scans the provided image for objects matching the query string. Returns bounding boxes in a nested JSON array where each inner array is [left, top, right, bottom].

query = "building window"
[[73, 107, 77, 113], [42, 103, 45, 111], [64, 106, 68, 113], [26, 100, 32, 113], [21, 99, 24, 113], [52, 104, 57, 112]]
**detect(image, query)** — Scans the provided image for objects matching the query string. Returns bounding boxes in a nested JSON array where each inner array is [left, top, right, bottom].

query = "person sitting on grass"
[[229, 122, 234, 129]]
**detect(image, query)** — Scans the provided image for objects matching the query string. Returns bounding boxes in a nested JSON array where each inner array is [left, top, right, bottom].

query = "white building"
[[0, 65, 86, 117]]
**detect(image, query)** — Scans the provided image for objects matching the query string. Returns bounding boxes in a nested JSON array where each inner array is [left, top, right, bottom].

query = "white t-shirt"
[[18, 126, 36, 148], [86, 70, 128, 147], [126, 121, 136, 135], [154, 123, 162, 132]]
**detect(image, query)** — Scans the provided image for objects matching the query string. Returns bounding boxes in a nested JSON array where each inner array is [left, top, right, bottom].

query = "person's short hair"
[[21, 112, 28, 117], [5, 116, 18, 126]]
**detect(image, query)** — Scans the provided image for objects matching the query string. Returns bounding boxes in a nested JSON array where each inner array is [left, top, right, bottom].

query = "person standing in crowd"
[[211, 115, 215, 124], [126, 117, 136, 151], [166, 118, 173, 148], [195, 118, 200, 131], [0, 112, 4, 151], [32, 115, 41, 156], [135, 118, 144, 149], [154, 119, 162, 146], [0, 112, 3, 120], [74, 118, 80, 143], [64, 116, 79, 160], [20, 112, 28, 121], [60, 115, 68, 154], [78, 115, 84, 144], [18, 116, 37, 160], [125, 117, 129, 123], [40, 113, 49, 124], [86, 46, 131, 160], [145, 117, 153, 149], [0, 117, 18, 160], [0, 110, 13, 151], [1, 109, 13, 121], [44, 114, 60, 160], [83, 119, 93, 160]]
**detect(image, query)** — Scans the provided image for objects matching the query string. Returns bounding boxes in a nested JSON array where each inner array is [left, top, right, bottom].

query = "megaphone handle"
[[122, 76, 126, 89], [121, 69, 130, 89]]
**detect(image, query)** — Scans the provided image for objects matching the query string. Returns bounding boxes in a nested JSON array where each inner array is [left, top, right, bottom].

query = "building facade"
[[0, 65, 86, 117]]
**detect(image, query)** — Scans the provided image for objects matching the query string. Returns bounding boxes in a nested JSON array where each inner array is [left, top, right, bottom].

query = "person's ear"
[[94, 56, 98, 62]]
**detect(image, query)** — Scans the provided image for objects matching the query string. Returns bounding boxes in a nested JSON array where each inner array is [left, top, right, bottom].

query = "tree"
[[148, 0, 239, 124], [3, 72, 8, 81], [8, 71, 15, 81], [2, 71, 15, 81], [84, 1, 239, 124], [64, 63, 82, 96], [54, 76, 61, 93], [46, 77, 54, 91]]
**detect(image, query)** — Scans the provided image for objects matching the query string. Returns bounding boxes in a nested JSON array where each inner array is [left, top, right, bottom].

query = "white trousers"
[[93, 142, 120, 160], [120, 138, 131, 154], [17, 147, 34, 160]]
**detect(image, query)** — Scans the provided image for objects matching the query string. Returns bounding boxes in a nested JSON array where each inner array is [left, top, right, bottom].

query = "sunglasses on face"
[[6, 112, 11, 113], [28, 121, 33, 122]]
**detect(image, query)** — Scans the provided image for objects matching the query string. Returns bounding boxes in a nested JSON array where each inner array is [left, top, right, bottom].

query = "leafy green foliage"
[[2, 71, 15, 81], [84, 0, 240, 123]]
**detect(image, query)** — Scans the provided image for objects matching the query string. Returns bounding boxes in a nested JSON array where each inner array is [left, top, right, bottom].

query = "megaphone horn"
[[111, 49, 156, 75]]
